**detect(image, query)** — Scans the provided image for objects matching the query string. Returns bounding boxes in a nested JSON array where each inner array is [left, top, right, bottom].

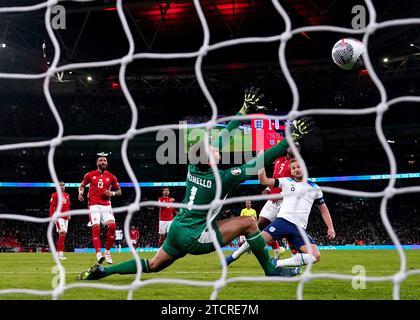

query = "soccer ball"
[[331, 38, 365, 70]]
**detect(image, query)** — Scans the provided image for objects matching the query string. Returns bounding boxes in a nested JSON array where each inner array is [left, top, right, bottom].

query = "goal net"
[[0, 0, 419, 300]]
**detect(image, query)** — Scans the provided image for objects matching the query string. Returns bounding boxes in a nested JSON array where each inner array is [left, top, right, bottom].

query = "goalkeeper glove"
[[290, 116, 315, 141], [239, 86, 266, 115]]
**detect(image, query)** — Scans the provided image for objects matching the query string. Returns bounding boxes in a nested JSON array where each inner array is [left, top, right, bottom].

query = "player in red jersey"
[[226, 142, 300, 265], [129, 226, 140, 250], [78, 153, 121, 264], [50, 181, 71, 260], [157, 187, 176, 247]]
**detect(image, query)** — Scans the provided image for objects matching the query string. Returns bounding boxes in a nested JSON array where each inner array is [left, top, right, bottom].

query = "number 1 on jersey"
[[187, 186, 198, 208]]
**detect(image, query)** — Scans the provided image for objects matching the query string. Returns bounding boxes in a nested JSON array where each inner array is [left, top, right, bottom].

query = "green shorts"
[[162, 220, 224, 258]]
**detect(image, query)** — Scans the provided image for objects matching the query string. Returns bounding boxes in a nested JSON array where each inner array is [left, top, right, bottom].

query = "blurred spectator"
[[356, 240, 365, 246], [0, 189, 419, 250]]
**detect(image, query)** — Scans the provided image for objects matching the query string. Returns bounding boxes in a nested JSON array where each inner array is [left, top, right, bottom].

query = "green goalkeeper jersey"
[[173, 116, 290, 234], [162, 110, 297, 257], [174, 163, 253, 229]]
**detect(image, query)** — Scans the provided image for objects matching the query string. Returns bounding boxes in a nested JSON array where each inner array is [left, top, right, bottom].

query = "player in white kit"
[[225, 144, 299, 265], [115, 228, 123, 253], [259, 158, 336, 267]]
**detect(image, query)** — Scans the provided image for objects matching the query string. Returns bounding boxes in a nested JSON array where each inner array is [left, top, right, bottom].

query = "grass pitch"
[[0, 250, 419, 300]]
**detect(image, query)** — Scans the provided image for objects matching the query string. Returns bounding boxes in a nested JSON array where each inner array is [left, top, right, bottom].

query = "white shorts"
[[259, 200, 282, 222], [55, 218, 68, 233], [159, 220, 173, 235], [239, 235, 246, 243], [89, 205, 115, 226], [130, 239, 137, 245]]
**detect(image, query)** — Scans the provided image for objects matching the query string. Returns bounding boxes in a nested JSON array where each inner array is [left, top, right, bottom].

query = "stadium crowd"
[[0, 190, 419, 252]]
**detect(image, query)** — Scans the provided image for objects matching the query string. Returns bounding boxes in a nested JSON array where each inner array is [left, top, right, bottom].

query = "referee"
[[238, 201, 257, 247]]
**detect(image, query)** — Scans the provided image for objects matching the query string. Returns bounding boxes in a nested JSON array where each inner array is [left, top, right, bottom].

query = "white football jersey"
[[276, 178, 324, 229], [115, 229, 123, 240]]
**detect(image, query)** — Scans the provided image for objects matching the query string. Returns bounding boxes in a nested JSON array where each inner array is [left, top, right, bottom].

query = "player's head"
[[96, 155, 108, 171], [209, 146, 221, 165], [59, 181, 65, 192], [286, 141, 300, 159], [245, 200, 252, 208], [290, 159, 303, 181], [131, 226, 135, 230], [162, 187, 170, 196], [188, 140, 221, 171]]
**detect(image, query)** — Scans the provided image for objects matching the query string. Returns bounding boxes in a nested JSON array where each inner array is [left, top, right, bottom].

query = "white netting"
[[0, 0, 419, 300]]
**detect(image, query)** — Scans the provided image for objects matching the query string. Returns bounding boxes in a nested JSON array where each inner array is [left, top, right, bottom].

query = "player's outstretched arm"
[[256, 116, 315, 169], [238, 86, 265, 115], [319, 203, 335, 240], [258, 167, 276, 188], [211, 87, 265, 150], [290, 117, 314, 142], [221, 117, 315, 191]]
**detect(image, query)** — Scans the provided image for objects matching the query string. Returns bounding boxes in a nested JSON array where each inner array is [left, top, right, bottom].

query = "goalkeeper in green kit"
[[79, 87, 314, 280]]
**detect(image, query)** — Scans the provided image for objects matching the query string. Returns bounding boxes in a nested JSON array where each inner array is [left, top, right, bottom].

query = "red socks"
[[92, 223, 116, 252], [92, 225, 101, 253], [105, 223, 116, 251], [57, 233, 66, 252]]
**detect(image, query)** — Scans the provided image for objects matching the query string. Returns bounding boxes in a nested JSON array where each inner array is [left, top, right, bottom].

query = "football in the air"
[[331, 38, 365, 70]]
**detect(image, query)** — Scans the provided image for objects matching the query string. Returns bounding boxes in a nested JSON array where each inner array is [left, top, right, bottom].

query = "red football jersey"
[[158, 196, 175, 221], [270, 156, 292, 194], [130, 230, 139, 240], [49, 192, 71, 220], [81, 170, 120, 207]]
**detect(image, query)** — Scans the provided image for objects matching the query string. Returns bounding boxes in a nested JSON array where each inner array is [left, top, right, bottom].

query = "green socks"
[[246, 231, 275, 275], [104, 258, 150, 276]]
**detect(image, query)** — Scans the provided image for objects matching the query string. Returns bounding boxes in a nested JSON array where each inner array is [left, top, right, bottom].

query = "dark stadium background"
[[0, 0, 419, 251]]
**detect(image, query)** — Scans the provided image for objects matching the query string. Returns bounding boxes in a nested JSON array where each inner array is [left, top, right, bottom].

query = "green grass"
[[0, 250, 419, 300]]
